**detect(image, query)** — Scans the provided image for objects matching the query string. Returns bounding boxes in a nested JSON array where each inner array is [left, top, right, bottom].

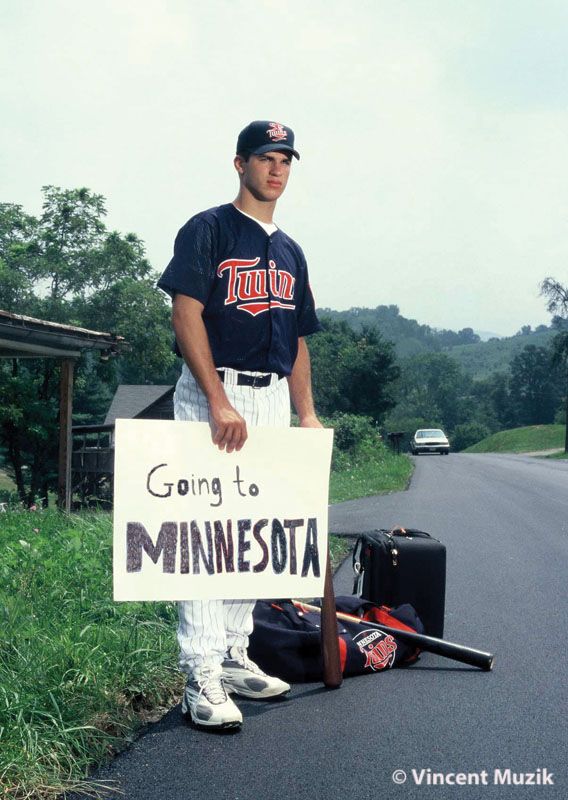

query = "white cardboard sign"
[[113, 420, 334, 601]]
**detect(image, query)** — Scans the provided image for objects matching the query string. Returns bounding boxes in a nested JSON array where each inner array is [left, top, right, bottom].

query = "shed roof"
[[0, 309, 124, 359], [104, 384, 174, 425]]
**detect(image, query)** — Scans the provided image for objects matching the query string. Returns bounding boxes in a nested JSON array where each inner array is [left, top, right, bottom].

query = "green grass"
[[0, 511, 183, 799], [329, 442, 413, 503], [464, 424, 566, 454], [328, 535, 352, 569]]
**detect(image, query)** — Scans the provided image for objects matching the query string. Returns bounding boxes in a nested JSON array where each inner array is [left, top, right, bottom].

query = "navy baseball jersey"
[[157, 203, 321, 376]]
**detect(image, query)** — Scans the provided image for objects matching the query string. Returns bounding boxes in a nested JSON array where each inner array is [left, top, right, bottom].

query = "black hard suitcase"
[[352, 527, 446, 637]]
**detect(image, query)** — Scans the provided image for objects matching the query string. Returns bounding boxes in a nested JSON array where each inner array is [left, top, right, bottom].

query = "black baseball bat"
[[293, 601, 495, 671]]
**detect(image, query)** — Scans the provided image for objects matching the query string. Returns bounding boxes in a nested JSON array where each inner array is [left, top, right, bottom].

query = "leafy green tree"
[[508, 344, 563, 426], [0, 187, 176, 504], [540, 277, 568, 451], [551, 315, 568, 331], [394, 352, 470, 433], [436, 327, 480, 347], [549, 332, 568, 449], [486, 372, 515, 428], [308, 319, 400, 422], [451, 422, 491, 452], [339, 326, 400, 420], [0, 203, 39, 310], [0, 360, 59, 503], [308, 319, 353, 415], [327, 412, 378, 452], [470, 371, 514, 430]]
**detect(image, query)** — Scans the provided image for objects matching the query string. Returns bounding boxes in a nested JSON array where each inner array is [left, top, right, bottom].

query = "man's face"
[[235, 151, 292, 202]]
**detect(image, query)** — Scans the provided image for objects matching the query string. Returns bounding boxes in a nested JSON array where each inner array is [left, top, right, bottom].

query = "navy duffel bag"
[[248, 595, 424, 682]]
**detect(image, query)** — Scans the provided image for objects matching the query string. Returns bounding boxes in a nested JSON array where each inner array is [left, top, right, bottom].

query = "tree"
[[549, 332, 568, 448], [540, 278, 568, 316], [393, 352, 470, 433], [308, 319, 354, 415], [551, 315, 568, 332], [540, 277, 568, 452], [508, 345, 563, 426], [0, 187, 176, 504], [437, 327, 480, 347], [471, 371, 515, 430], [337, 326, 400, 420], [308, 319, 400, 422], [0, 360, 60, 503], [451, 422, 491, 452]]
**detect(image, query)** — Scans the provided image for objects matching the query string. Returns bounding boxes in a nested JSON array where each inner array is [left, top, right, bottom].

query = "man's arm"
[[172, 293, 247, 452], [287, 337, 323, 428]]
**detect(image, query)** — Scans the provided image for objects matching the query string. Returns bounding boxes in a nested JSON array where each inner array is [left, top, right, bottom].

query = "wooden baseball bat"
[[294, 600, 495, 671], [320, 549, 343, 688]]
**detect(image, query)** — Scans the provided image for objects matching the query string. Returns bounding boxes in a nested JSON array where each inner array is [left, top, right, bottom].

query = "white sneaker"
[[182, 664, 242, 730], [222, 646, 291, 699]]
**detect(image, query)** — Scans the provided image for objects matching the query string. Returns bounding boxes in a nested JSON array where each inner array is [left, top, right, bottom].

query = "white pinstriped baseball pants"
[[174, 363, 291, 674]]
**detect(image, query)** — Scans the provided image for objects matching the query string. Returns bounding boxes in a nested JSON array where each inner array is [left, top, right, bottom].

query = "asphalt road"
[[71, 453, 568, 800]]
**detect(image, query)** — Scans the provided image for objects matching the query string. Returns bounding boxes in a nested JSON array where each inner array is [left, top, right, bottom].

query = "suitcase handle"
[[352, 539, 361, 572], [387, 526, 434, 540], [352, 538, 365, 593]]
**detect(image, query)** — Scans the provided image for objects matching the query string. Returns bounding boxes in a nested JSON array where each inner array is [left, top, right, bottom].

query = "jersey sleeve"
[[156, 215, 216, 304], [295, 246, 322, 337]]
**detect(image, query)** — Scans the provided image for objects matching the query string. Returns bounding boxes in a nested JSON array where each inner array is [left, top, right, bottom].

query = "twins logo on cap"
[[267, 122, 288, 142], [236, 120, 300, 159]]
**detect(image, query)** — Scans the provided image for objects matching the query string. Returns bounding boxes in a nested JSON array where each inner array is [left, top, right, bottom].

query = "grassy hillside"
[[445, 329, 555, 378], [464, 425, 566, 454]]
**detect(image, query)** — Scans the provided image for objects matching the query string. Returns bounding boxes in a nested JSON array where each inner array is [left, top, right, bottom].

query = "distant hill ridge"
[[316, 305, 558, 378]]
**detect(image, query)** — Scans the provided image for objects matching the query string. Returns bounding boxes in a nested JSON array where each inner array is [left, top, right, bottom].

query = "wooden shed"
[[0, 309, 124, 510], [71, 385, 174, 507]]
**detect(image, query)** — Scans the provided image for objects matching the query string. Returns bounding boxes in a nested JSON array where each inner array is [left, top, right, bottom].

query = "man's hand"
[[173, 295, 248, 453], [210, 403, 248, 453]]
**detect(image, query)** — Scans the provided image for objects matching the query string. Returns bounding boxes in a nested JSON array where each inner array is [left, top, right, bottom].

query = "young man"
[[157, 120, 322, 731]]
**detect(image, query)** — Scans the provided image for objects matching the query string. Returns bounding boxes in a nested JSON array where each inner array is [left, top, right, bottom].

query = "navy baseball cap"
[[236, 120, 300, 160]]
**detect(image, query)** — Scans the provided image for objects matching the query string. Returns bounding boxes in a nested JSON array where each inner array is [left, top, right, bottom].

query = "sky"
[[1, 0, 567, 336]]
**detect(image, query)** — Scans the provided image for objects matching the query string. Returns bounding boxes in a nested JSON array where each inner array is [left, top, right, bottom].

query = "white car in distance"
[[411, 428, 450, 455]]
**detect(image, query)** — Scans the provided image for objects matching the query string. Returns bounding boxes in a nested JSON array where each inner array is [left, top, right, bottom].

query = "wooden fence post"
[[57, 358, 75, 511]]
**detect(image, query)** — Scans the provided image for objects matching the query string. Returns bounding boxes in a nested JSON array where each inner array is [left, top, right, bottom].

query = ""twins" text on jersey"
[[217, 258, 296, 317]]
